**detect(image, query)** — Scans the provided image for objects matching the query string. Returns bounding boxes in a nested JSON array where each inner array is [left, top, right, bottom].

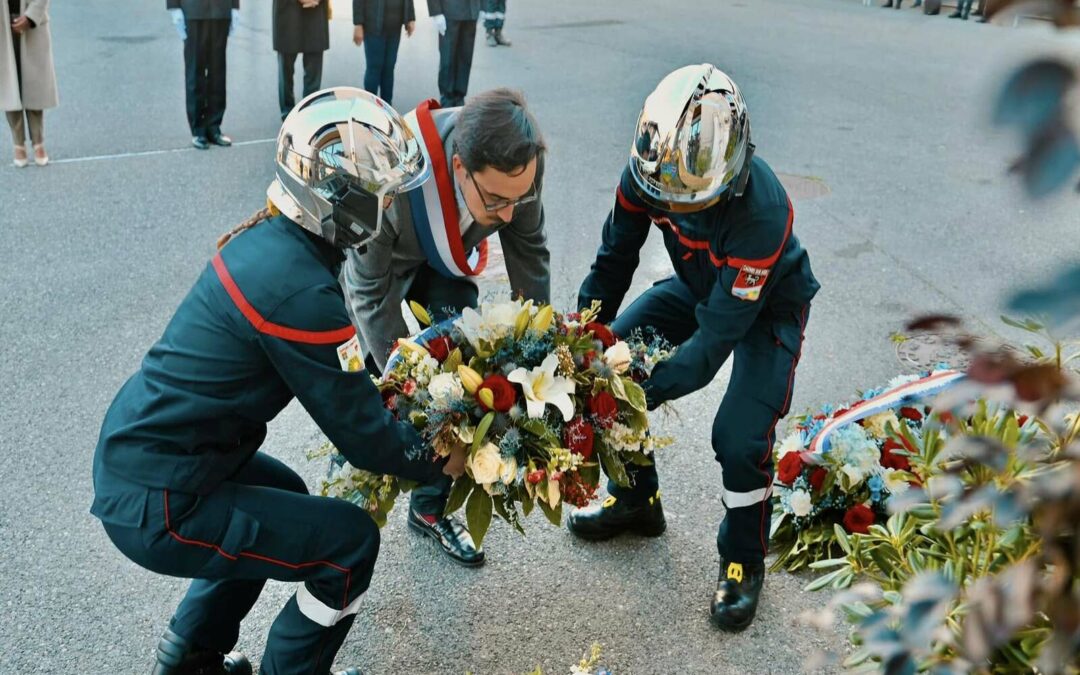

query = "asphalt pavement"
[[2, 1, 1078, 673]]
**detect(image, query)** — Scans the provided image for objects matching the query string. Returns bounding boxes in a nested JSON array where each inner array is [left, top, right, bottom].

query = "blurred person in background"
[[353, 0, 415, 106], [2, 0, 56, 167]]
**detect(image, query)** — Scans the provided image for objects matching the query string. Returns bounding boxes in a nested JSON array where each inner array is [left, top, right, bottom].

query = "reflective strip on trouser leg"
[[721, 483, 773, 509], [296, 584, 364, 627]]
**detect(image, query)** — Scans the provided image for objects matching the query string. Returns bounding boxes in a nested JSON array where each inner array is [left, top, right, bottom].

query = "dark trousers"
[[184, 18, 230, 138], [101, 454, 380, 675], [437, 19, 477, 107], [607, 277, 809, 562], [362, 32, 402, 105], [483, 0, 506, 30], [278, 52, 324, 120], [404, 264, 479, 515]]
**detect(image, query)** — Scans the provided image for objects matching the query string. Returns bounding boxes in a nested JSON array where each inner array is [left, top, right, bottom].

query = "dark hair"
[[454, 88, 546, 175]]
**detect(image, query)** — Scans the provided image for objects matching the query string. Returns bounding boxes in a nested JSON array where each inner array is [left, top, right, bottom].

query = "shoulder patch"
[[336, 334, 365, 372], [731, 264, 770, 302]]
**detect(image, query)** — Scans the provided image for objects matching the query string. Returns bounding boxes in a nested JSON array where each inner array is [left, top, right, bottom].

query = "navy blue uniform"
[[579, 157, 819, 562], [91, 215, 445, 674]]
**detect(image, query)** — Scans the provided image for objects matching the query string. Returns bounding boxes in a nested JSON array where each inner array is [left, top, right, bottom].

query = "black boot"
[[882, 0, 893, 6], [151, 629, 251, 675], [949, 9, 963, 17], [407, 509, 485, 567], [710, 558, 765, 632], [494, 28, 512, 46], [485, 28, 498, 47], [567, 492, 666, 541]]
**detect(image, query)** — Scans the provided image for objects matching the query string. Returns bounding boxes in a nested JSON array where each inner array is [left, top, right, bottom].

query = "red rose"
[[939, 411, 956, 425], [402, 380, 418, 397], [809, 467, 828, 492], [581, 350, 599, 370], [900, 406, 923, 422], [880, 438, 911, 472], [843, 504, 876, 535], [526, 469, 545, 485], [478, 374, 516, 413], [584, 322, 617, 349], [564, 417, 595, 459], [588, 391, 619, 428], [426, 335, 454, 363], [1017, 415, 1029, 426], [776, 452, 805, 484]]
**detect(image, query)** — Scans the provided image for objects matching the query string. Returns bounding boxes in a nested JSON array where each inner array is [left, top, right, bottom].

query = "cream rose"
[[429, 372, 463, 408], [603, 341, 632, 374], [776, 431, 804, 459], [468, 442, 503, 486], [500, 454, 518, 485]]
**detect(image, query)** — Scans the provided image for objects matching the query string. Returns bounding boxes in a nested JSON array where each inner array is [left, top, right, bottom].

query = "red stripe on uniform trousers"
[[163, 490, 353, 608], [616, 185, 647, 214], [211, 253, 356, 345], [753, 303, 809, 555], [655, 217, 727, 268], [726, 197, 794, 270]]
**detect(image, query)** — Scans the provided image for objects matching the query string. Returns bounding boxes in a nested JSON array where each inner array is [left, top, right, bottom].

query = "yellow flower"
[[863, 411, 900, 439]]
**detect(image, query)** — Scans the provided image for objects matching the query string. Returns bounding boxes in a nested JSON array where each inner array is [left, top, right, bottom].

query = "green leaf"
[[808, 558, 851, 569], [1000, 314, 1029, 330], [465, 486, 494, 548], [597, 442, 629, 488], [624, 450, 654, 466], [443, 475, 473, 516], [471, 411, 496, 453], [621, 378, 648, 412], [804, 568, 844, 592], [521, 496, 535, 517], [834, 523, 852, 555], [443, 348, 463, 373], [520, 418, 559, 446], [537, 497, 563, 527], [1025, 344, 1045, 360], [609, 375, 628, 403]]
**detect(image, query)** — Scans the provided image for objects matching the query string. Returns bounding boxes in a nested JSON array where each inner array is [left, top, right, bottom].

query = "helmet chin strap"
[[733, 142, 755, 198]]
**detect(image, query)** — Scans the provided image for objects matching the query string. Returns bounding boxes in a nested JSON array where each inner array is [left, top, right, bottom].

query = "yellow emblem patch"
[[726, 562, 744, 583]]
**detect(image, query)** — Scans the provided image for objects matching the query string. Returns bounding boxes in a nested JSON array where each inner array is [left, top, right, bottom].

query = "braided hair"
[[216, 206, 276, 250]]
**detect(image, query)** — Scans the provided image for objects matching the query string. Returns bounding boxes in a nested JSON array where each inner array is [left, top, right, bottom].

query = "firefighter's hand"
[[442, 445, 467, 479]]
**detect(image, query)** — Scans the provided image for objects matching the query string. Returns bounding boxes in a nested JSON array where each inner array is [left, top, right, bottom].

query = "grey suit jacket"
[[166, 0, 238, 20], [426, 0, 480, 21], [343, 106, 550, 371]]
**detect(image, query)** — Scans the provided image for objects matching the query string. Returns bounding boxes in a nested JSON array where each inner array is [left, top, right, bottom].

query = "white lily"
[[603, 341, 632, 374], [507, 353, 577, 421], [454, 300, 525, 350]]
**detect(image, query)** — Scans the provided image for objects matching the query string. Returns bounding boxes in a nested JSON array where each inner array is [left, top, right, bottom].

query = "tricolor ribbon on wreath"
[[806, 369, 968, 455], [403, 99, 488, 280]]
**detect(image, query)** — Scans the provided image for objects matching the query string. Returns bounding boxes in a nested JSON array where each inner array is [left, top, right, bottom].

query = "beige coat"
[[1, 0, 58, 111]]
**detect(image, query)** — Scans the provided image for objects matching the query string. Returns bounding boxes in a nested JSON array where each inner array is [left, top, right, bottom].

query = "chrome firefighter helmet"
[[629, 64, 754, 212], [270, 87, 426, 249]]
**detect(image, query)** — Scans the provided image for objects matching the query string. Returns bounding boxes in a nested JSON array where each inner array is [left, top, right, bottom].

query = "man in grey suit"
[[427, 0, 480, 107], [167, 0, 238, 149], [343, 88, 549, 566]]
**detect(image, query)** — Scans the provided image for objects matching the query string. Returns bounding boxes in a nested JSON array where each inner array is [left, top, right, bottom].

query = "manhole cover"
[[777, 173, 830, 201], [896, 333, 971, 372]]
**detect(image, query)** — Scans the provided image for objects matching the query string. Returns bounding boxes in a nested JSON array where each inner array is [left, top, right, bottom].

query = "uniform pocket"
[[193, 508, 261, 579]]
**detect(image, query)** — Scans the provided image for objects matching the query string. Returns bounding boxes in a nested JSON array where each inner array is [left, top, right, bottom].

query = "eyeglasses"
[[466, 171, 538, 212]]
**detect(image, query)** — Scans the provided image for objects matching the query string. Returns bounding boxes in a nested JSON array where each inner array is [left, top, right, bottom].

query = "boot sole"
[[407, 518, 486, 568], [567, 521, 667, 541], [710, 610, 755, 633]]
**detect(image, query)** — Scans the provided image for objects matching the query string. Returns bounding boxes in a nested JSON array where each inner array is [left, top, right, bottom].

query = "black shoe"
[[486, 29, 498, 46], [881, 0, 893, 6], [710, 558, 765, 632], [494, 28, 512, 46], [192, 136, 210, 150], [209, 133, 232, 147], [152, 629, 251, 675], [566, 492, 666, 541], [407, 509, 485, 567]]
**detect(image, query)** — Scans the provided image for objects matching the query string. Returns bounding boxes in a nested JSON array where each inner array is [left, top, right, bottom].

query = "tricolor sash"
[[808, 369, 967, 455], [403, 99, 488, 279]]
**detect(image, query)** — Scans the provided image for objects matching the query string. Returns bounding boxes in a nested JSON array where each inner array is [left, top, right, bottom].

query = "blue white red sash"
[[403, 99, 488, 279], [808, 369, 967, 455]]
